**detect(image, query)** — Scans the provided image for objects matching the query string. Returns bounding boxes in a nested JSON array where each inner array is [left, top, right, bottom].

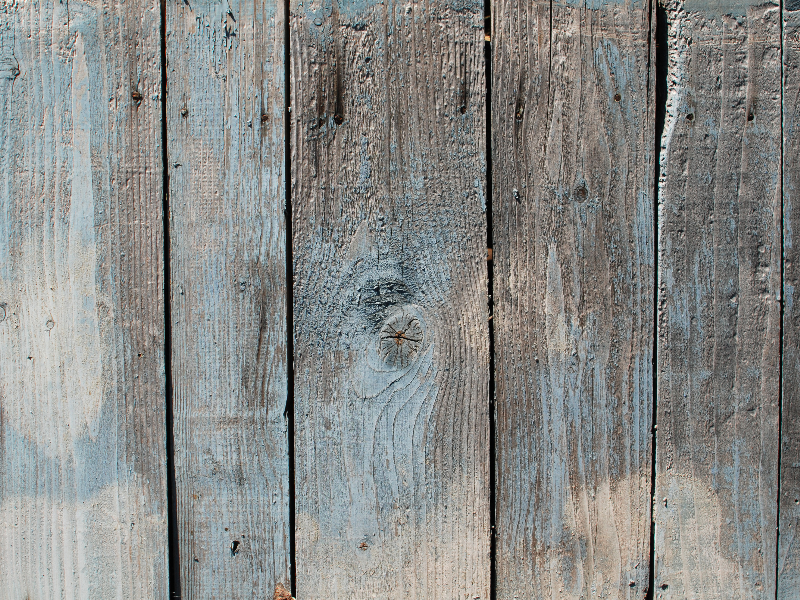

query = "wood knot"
[[379, 310, 423, 368], [131, 89, 143, 103], [274, 583, 293, 600]]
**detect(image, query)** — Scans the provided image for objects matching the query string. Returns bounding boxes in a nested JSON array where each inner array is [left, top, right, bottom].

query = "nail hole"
[[180, 107, 188, 117], [686, 113, 694, 121], [574, 184, 588, 203], [747, 112, 754, 122], [131, 90, 143, 103], [230, 540, 240, 556], [261, 113, 270, 123], [460, 105, 467, 114], [334, 113, 344, 125], [614, 93, 621, 102]]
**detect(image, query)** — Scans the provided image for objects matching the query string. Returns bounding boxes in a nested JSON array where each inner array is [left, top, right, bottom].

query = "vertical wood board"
[[0, 1, 168, 598], [492, 0, 656, 597], [166, 0, 290, 598], [655, 0, 782, 597], [780, 2, 800, 597], [290, 0, 490, 597]]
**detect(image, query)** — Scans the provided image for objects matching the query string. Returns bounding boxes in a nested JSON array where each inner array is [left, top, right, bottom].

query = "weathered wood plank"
[[779, 3, 800, 597], [166, 1, 290, 597], [655, 0, 782, 597], [0, 1, 168, 598], [492, 0, 655, 597], [290, 0, 489, 596]]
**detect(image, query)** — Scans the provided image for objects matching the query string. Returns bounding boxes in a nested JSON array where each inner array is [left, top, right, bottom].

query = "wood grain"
[[290, 0, 489, 596], [166, 1, 290, 598], [491, 0, 655, 597], [0, 1, 168, 598], [779, 3, 800, 597], [655, 0, 782, 597]]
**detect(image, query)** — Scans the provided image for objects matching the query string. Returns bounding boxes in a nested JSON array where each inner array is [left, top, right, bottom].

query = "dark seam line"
[[484, 3, 497, 599], [647, 2, 668, 599], [160, 0, 181, 598], [284, 0, 297, 595], [776, 0, 785, 597]]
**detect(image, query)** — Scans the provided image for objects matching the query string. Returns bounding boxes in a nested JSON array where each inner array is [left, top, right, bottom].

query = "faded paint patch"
[[68, 33, 103, 438], [683, 0, 776, 17]]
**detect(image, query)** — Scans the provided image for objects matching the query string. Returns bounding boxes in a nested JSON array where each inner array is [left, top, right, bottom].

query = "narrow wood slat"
[[491, 0, 656, 597], [655, 1, 782, 597], [0, 1, 168, 598], [290, 0, 489, 596], [780, 3, 800, 596], [166, 0, 290, 597]]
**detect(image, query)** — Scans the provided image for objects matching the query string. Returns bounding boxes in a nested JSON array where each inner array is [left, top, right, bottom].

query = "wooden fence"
[[0, 0, 795, 598]]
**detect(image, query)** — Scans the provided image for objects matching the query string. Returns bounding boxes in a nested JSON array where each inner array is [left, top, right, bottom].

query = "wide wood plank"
[[290, 0, 489, 596], [779, 3, 800, 597], [491, 0, 655, 597], [166, 1, 290, 597], [655, 0, 782, 597], [0, 1, 168, 598]]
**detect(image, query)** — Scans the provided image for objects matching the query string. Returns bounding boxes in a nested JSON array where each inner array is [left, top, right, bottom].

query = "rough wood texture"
[[0, 1, 168, 598], [166, 1, 290, 597], [491, 0, 655, 597], [655, 0, 782, 597], [780, 3, 800, 597], [290, 0, 489, 596]]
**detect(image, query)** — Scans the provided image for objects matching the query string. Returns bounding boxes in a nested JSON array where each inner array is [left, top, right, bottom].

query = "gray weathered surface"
[[0, 1, 168, 598], [655, 0, 782, 597], [780, 4, 800, 597], [166, 0, 290, 597], [491, 0, 655, 597], [290, 0, 490, 596]]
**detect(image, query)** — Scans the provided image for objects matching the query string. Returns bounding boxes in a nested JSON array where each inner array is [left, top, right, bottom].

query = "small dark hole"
[[230, 540, 240, 556], [747, 112, 754, 122], [614, 93, 621, 102], [334, 113, 344, 125], [574, 184, 588, 202], [660, 584, 669, 590], [365, 56, 371, 62], [515, 109, 524, 121], [131, 90, 143, 103], [261, 113, 270, 123], [180, 107, 188, 118], [686, 113, 694, 121], [460, 105, 467, 114]]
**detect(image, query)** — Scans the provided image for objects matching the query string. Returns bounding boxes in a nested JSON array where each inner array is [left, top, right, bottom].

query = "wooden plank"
[[166, 0, 290, 597], [780, 3, 800, 597], [492, 0, 655, 597], [655, 0, 782, 597], [0, 1, 168, 598], [290, 0, 489, 596]]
